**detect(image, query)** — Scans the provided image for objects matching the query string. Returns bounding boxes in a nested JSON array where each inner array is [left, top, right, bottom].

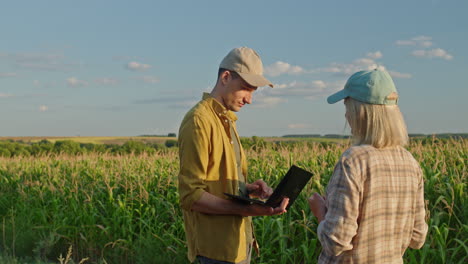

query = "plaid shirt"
[[317, 145, 428, 264]]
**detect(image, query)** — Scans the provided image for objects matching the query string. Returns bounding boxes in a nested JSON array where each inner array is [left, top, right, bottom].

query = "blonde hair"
[[344, 97, 408, 148]]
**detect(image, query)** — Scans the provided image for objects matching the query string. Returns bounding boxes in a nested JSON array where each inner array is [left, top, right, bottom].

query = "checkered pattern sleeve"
[[409, 166, 428, 249], [317, 155, 360, 256]]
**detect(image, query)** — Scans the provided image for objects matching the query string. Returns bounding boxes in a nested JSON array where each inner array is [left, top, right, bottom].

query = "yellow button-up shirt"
[[178, 93, 252, 263]]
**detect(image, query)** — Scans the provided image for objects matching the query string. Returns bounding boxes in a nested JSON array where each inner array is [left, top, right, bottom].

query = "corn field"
[[0, 138, 466, 263]]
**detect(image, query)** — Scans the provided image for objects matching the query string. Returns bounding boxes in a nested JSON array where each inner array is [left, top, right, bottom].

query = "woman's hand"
[[308, 193, 327, 223]]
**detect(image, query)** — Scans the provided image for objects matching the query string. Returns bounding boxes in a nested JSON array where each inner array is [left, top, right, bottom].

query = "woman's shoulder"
[[342, 145, 375, 158], [343, 145, 418, 164]]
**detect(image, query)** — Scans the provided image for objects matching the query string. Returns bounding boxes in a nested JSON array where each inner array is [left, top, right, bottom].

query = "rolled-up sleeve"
[[318, 157, 360, 256], [178, 114, 211, 210], [409, 167, 428, 249]]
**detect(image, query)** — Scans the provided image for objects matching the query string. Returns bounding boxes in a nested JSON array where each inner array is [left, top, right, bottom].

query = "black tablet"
[[224, 165, 313, 210]]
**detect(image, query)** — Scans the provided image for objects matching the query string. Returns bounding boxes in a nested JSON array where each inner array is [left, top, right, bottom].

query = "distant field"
[[0, 136, 176, 145], [4, 134, 464, 146], [261, 136, 347, 143], [0, 136, 345, 145]]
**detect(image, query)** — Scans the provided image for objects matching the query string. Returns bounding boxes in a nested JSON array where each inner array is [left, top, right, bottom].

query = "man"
[[178, 47, 289, 264]]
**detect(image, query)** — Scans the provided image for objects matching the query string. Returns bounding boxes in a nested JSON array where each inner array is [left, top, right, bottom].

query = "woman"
[[309, 69, 428, 263]]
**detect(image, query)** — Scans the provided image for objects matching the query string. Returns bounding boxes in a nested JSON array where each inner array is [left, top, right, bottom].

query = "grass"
[[0, 138, 466, 263]]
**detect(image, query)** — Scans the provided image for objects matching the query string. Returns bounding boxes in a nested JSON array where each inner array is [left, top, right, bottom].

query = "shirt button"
[[230, 141, 233, 144], [224, 119, 228, 122]]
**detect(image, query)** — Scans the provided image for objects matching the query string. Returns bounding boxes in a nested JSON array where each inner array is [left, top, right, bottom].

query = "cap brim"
[[327, 89, 348, 104], [238, 72, 274, 88]]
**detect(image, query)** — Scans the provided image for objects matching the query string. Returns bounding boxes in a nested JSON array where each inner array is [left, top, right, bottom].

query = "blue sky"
[[1, 0, 467, 137]]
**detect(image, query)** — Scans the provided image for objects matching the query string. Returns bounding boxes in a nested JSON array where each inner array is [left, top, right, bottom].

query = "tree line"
[[282, 133, 468, 139]]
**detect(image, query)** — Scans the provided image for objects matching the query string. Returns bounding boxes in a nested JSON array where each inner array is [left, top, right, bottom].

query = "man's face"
[[222, 72, 257, 112]]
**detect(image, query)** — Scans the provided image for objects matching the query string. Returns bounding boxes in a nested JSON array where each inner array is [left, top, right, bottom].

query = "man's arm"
[[178, 114, 212, 211], [191, 191, 289, 216]]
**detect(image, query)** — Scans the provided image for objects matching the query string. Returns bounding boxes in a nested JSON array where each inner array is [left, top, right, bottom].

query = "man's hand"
[[308, 193, 327, 223], [242, 197, 289, 217], [246, 179, 273, 199], [192, 191, 289, 217]]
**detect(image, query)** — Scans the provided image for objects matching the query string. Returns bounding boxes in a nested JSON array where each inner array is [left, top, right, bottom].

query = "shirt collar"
[[202, 93, 238, 121]]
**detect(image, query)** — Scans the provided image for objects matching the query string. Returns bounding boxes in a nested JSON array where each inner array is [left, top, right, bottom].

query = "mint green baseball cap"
[[327, 69, 398, 105]]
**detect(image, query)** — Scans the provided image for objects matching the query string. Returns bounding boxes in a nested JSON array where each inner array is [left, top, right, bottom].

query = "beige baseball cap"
[[219, 47, 273, 88]]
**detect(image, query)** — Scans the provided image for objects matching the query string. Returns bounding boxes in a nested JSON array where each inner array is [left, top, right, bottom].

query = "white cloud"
[[412, 50, 425, 57], [322, 66, 341, 73], [396, 36, 452, 61], [39, 105, 48, 112], [95, 78, 119, 85], [396, 36, 433, 47], [310, 52, 411, 79], [266, 53, 384, 78], [15, 53, 64, 63], [420, 41, 433, 48], [4, 52, 79, 71], [260, 50, 411, 106], [126, 61, 151, 71], [317, 52, 386, 75], [321, 58, 384, 76], [0, 72, 17, 78], [396, 40, 414, 46], [0, 93, 13, 98], [388, 71, 412, 79], [252, 96, 286, 108], [34, 80, 58, 88], [412, 36, 432, 41], [311, 80, 326, 89], [67, 77, 88, 87], [411, 48, 453, 60], [274, 81, 299, 89], [251, 79, 346, 106], [366, 51, 383, 59], [273, 80, 325, 91], [264, 61, 306, 77], [354, 58, 376, 65], [268, 80, 331, 99], [135, 76, 159, 84], [322, 61, 411, 79]]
